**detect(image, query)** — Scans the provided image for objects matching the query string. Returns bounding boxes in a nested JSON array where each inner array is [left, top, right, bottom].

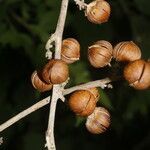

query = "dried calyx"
[[88, 40, 113, 68], [31, 71, 53, 92], [124, 59, 150, 90], [113, 41, 141, 62], [86, 0, 111, 24], [61, 38, 80, 64], [86, 107, 110, 134], [68, 88, 100, 117], [42, 59, 69, 84]]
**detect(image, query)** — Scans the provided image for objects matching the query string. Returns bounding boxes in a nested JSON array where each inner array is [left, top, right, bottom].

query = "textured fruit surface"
[[31, 71, 52, 92], [86, 0, 111, 24], [61, 38, 80, 64], [88, 40, 113, 68], [68, 90, 96, 117], [124, 60, 150, 90], [86, 107, 110, 134], [113, 41, 141, 62], [42, 59, 69, 84]]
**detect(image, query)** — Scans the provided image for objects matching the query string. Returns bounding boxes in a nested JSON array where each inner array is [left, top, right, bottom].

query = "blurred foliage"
[[0, 0, 150, 150]]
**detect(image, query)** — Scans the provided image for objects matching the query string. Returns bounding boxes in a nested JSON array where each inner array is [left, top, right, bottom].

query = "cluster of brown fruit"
[[31, 38, 111, 134], [31, 38, 80, 92], [68, 88, 110, 134], [31, 0, 150, 136], [31, 37, 150, 134], [88, 40, 150, 90]]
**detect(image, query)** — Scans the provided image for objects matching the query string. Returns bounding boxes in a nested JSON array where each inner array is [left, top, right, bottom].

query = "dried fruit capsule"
[[124, 59, 150, 90], [68, 90, 97, 117], [42, 59, 69, 84], [88, 40, 113, 68], [31, 71, 53, 92], [87, 87, 100, 102], [61, 38, 80, 64], [86, 0, 111, 24], [86, 107, 110, 134], [113, 41, 141, 62]]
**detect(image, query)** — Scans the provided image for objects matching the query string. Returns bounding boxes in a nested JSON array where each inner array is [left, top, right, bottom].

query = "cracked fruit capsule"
[[68, 90, 97, 117], [86, 0, 111, 24], [113, 41, 141, 62], [88, 40, 113, 68], [124, 59, 150, 90], [42, 59, 69, 84], [31, 70, 53, 92], [61, 38, 80, 64], [86, 107, 110, 134]]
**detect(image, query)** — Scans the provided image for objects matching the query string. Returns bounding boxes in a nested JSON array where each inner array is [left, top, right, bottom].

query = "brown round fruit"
[[88, 40, 113, 68], [86, 0, 111, 24], [61, 38, 80, 64], [42, 59, 69, 84], [31, 71, 53, 92], [113, 41, 141, 62], [68, 90, 97, 117], [86, 107, 110, 134], [124, 59, 150, 90]]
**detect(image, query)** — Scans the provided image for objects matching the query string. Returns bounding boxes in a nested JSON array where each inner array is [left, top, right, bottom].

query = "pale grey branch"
[[0, 78, 112, 133]]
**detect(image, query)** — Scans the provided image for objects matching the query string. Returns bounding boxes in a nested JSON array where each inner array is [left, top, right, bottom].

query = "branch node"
[[45, 50, 53, 60], [74, 0, 87, 10], [100, 84, 107, 89], [61, 77, 70, 88], [107, 84, 113, 89], [58, 78, 70, 102], [60, 95, 66, 102], [45, 34, 56, 59]]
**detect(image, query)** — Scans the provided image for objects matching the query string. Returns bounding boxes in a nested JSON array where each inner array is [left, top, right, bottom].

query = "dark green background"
[[0, 0, 150, 149]]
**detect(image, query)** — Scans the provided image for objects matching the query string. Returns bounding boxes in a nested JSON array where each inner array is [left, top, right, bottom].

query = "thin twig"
[[0, 78, 112, 133], [0, 97, 50, 132], [63, 78, 111, 95], [63, 78, 112, 95], [45, 0, 69, 149], [45, 88, 58, 150], [54, 0, 69, 59]]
